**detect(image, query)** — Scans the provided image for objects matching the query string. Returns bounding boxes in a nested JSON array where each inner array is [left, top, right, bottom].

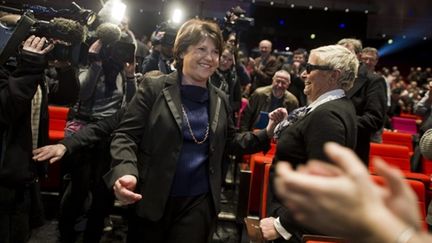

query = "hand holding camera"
[[22, 35, 54, 55]]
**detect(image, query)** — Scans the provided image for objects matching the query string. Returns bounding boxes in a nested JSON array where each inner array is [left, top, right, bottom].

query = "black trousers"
[[0, 185, 31, 243], [127, 193, 216, 243], [58, 142, 114, 243]]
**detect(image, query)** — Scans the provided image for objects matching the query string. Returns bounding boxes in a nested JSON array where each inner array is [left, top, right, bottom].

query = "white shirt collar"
[[308, 89, 345, 112]]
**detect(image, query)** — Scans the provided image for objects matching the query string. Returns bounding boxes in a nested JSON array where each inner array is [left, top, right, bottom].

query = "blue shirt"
[[170, 84, 210, 196]]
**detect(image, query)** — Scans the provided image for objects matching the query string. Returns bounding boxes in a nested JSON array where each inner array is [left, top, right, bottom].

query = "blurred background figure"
[[360, 47, 379, 73], [338, 38, 387, 164], [282, 48, 308, 106], [240, 70, 298, 132], [141, 21, 178, 75], [250, 39, 278, 93]]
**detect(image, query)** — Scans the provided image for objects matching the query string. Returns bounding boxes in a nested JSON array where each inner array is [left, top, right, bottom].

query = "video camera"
[[85, 22, 136, 65], [23, 2, 96, 27], [224, 6, 254, 33], [0, 3, 90, 65]]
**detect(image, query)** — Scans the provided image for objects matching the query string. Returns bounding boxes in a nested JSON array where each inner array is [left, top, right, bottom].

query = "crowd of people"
[[2, 6, 432, 243]]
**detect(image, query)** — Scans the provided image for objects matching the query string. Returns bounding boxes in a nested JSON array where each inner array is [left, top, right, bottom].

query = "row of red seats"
[[242, 128, 430, 242], [41, 106, 70, 191]]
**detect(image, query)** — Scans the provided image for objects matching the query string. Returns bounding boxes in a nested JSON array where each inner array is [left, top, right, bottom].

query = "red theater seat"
[[260, 163, 271, 219], [248, 159, 271, 216], [372, 175, 428, 230], [382, 130, 414, 156], [369, 143, 411, 173], [48, 105, 69, 142]]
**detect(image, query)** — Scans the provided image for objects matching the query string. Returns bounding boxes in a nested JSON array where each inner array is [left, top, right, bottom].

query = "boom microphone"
[[33, 17, 87, 44], [95, 22, 121, 46]]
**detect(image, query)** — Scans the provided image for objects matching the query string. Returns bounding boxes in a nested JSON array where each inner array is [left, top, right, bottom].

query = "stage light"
[[98, 0, 126, 24], [339, 23, 346, 29], [324, 7, 329, 11], [270, 1, 274, 6], [310, 33, 316, 39], [387, 39, 393, 44], [171, 8, 184, 24], [309, 5, 313, 10], [285, 47, 290, 51], [278, 19, 285, 26], [345, 8, 350, 13], [423, 36, 428, 40], [290, 4, 295, 8], [110, 0, 126, 23], [364, 10, 369, 14]]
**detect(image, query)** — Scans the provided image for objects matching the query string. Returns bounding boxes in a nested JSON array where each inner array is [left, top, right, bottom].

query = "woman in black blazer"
[[261, 45, 360, 242], [103, 19, 285, 243]]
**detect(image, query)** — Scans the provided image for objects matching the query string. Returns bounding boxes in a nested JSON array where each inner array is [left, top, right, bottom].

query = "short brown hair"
[[173, 19, 223, 69]]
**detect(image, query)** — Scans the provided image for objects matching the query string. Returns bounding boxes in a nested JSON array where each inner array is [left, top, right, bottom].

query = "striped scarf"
[[31, 85, 42, 149]]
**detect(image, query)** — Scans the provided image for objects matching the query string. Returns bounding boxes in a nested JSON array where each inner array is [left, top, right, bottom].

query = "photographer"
[[59, 22, 137, 243], [141, 22, 178, 75], [0, 10, 84, 241], [0, 33, 53, 243]]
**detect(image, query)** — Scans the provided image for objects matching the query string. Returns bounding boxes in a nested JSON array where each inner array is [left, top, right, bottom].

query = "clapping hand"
[[266, 108, 288, 137]]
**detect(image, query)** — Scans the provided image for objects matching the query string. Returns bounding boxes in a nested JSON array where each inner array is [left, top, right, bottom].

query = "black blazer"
[[269, 97, 358, 242], [0, 60, 46, 186], [104, 71, 271, 221], [346, 63, 387, 164]]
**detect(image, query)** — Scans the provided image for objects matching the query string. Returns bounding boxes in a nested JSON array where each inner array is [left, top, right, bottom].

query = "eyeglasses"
[[305, 63, 333, 74]]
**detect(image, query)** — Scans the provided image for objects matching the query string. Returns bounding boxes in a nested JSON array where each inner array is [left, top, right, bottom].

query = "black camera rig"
[[0, 3, 91, 65]]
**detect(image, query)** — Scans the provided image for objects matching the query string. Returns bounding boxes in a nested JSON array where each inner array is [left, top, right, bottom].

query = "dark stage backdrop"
[[4, 0, 432, 72]]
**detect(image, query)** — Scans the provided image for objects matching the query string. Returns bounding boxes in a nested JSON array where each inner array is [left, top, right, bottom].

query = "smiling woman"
[[181, 37, 220, 87], [261, 45, 360, 243], [103, 18, 287, 243]]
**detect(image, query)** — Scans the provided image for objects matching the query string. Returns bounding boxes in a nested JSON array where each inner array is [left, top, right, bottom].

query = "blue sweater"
[[170, 85, 210, 197]]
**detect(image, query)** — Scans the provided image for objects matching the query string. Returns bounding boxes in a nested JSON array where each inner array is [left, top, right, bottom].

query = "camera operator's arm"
[[33, 107, 126, 163], [0, 35, 53, 123], [78, 40, 103, 101], [124, 59, 137, 103]]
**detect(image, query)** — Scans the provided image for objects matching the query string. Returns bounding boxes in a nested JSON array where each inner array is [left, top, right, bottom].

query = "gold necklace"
[[181, 105, 210, 144]]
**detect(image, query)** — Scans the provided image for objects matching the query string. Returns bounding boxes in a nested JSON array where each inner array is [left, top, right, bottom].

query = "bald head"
[[259, 39, 272, 57]]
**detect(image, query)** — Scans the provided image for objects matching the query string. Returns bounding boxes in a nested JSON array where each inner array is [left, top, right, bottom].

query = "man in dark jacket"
[[338, 38, 387, 165], [250, 40, 279, 92], [0, 35, 54, 243]]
